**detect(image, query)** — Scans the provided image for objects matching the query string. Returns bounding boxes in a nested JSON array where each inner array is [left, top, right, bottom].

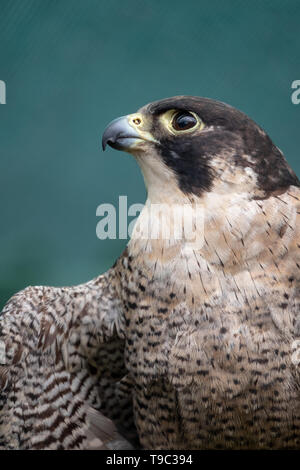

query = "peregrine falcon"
[[1, 96, 300, 450]]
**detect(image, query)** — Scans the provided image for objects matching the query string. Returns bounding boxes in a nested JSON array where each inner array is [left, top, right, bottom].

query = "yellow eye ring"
[[161, 109, 205, 135]]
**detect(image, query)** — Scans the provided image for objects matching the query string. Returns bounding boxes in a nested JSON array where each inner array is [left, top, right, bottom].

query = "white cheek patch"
[[136, 152, 186, 203]]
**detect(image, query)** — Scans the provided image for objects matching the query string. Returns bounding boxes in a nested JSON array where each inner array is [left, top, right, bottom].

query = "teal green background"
[[0, 0, 299, 308]]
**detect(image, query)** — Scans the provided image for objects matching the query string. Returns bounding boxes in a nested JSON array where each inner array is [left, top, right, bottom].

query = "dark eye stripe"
[[172, 112, 197, 131]]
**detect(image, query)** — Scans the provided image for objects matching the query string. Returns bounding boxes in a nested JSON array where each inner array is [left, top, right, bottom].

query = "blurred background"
[[0, 0, 299, 309]]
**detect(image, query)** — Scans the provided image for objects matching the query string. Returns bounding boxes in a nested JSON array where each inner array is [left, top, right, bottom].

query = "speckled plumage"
[[1, 96, 300, 449], [0, 271, 135, 449], [125, 187, 300, 449]]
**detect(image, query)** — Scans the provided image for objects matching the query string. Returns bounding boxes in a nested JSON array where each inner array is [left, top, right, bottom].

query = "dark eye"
[[172, 111, 198, 131]]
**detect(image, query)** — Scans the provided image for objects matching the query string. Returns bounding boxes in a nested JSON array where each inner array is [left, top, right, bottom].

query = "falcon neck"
[[127, 190, 296, 278]]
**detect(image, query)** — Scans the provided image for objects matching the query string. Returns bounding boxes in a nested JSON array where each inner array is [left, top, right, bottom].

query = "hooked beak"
[[102, 116, 143, 151]]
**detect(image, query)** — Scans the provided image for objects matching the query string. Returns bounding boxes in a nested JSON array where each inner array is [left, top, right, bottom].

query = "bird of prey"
[[1, 96, 300, 450]]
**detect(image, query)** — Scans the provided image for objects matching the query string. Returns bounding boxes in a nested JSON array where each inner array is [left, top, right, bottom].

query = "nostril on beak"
[[133, 117, 141, 125]]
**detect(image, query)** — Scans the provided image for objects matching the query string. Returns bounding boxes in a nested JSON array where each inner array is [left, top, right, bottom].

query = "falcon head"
[[102, 96, 299, 203]]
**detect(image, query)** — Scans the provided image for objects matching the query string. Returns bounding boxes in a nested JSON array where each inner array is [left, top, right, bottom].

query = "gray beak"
[[102, 116, 141, 151]]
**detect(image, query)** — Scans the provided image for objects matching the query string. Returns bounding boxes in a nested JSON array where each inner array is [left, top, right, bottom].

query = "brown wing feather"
[[0, 267, 137, 449]]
